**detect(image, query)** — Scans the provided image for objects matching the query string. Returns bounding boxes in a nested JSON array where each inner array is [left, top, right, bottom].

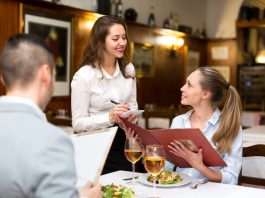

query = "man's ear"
[[39, 64, 51, 85]]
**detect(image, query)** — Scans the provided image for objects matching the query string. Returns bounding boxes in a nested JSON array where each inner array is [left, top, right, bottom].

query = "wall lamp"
[[156, 36, 185, 58], [255, 50, 265, 64]]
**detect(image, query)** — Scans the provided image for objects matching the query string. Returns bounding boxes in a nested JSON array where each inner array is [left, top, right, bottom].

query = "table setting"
[[100, 170, 265, 198], [67, 126, 265, 197], [100, 137, 265, 198]]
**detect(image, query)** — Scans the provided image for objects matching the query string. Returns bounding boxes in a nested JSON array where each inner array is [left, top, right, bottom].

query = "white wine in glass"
[[144, 156, 165, 176], [144, 145, 165, 197], [124, 137, 143, 185]]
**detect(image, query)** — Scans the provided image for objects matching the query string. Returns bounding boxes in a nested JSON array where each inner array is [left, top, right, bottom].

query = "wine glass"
[[144, 145, 165, 197], [124, 137, 144, 185]]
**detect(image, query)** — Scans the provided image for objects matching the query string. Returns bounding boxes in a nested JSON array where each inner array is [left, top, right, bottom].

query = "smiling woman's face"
[[180, 70, 205, 107], [104, 24, 127, 59]]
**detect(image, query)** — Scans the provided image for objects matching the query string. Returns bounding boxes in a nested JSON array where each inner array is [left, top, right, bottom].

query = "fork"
[[190, 178, 208, 189], [122, 176, 139, 181]]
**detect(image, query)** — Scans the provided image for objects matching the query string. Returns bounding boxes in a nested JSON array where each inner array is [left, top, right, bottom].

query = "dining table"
[[100, 170, 265, 198], [59, 124, 265, 182]]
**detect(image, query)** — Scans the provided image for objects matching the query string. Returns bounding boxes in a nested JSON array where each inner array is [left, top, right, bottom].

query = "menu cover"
[[120, 117, 226, 168], [71, 126, 117, 187]]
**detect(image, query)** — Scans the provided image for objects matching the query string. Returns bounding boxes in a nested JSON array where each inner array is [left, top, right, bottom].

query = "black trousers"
[[102, 125, 146, 174]]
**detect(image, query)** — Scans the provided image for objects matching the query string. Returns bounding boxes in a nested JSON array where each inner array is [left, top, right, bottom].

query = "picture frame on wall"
[[131, 42, 155, 78], [24, 13, 71, 96]]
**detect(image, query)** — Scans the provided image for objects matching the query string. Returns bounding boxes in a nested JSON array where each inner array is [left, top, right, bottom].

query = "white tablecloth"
[[100, 171, 265, 198]]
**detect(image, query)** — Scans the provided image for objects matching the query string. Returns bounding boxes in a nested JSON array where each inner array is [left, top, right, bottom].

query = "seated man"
[[0, 33, 101, 198]]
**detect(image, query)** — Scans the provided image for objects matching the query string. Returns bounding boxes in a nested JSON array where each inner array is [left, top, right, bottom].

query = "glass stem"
[[153, 177, 156, 197], [132, 162, 136, 185]]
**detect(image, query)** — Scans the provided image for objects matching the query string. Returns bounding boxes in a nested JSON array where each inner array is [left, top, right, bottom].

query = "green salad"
[[147, 170, 183, 184], [102, 184, 134, 198]]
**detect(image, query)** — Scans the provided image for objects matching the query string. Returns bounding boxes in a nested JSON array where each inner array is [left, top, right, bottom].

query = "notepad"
[[71, 127, 117, 187]]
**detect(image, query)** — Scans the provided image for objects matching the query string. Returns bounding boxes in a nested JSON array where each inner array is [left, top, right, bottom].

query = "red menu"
[[120, 117, 227, 168]]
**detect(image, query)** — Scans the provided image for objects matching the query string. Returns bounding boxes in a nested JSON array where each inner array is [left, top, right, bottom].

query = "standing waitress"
[[71, 15, 143, 174]]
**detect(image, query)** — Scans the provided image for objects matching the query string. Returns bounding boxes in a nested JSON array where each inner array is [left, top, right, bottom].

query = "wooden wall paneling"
[[185, 37, 207, 67], [127, 24, 156, 108], [206, 39, 237, 87], [136, 78, 156, 108], [71, 13, 102, 72], [127, 23, 189, 108], [0, 0, 20, 95], [154, 45, 184, 106], [0, 0, 207, 113], [236, 28, 246, 66]]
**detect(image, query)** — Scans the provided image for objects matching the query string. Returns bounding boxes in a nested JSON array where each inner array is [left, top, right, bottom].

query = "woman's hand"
[[169, 140, 222, 183], [168, 140, 204, 170], [115, 115, 138, 138], [109, 103, 130, 122], [127, 114, 138, 123], [125, 127, 138, 138]]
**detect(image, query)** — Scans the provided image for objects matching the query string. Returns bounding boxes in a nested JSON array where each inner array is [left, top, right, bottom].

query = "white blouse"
[[71, 62, 138, 132]]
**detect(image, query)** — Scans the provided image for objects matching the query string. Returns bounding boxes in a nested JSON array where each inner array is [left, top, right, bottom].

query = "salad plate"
[[102, 184, 134, 198], [138, 172, 192, 188]]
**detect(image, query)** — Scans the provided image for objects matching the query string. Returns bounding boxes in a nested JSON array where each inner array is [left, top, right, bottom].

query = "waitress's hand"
[[127, 114, 138, 122], [125, 127, 138, 138], [115, 115, 137, 138], [109, 103, 130, 123], [168, 140, 204, 170]]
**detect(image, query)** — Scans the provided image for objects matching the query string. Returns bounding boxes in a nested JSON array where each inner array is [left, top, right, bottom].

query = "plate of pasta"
[[138, 170, 192, 187]]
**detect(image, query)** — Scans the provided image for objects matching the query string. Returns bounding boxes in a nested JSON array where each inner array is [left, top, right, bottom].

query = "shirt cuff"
[[103, 113, 115, 126], [165, 161, 175, 171], [220, 170, 237, 185]]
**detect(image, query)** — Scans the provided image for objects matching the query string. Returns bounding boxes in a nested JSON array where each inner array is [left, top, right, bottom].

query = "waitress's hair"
[[80, 15, 133, 79], [197, 66, 242, 154]]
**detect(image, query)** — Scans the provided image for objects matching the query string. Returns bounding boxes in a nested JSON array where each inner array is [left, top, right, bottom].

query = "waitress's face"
[[104, 24, 127, 59], [180, 70, 205, 107]]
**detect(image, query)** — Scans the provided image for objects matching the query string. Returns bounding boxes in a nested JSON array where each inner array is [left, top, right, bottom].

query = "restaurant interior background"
[[0, 0, 265, 127]]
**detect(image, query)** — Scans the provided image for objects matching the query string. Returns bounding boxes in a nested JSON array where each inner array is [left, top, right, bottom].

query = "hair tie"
[[226, 83, 230, 89]]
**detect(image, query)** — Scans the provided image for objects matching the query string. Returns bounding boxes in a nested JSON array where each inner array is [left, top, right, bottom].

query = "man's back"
[[0, 101, 78, 198]]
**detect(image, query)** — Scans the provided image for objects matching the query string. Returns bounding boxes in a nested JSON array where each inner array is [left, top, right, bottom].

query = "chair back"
[[238, 144, 265, 186], [46, 109, 72, 126], [144, 105, 176, 129]]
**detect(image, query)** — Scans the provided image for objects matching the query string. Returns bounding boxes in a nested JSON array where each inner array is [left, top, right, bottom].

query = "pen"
[[110, 100, 130, 110], [110, 100, 120, 105]]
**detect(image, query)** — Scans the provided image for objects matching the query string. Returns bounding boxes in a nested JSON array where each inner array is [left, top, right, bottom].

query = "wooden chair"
[[46, 110, 72, 126], [238, 144, 265, 186], [48, 117, 72, 126], [260, 115, 265, 125], [144, 105, 176, 129]]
